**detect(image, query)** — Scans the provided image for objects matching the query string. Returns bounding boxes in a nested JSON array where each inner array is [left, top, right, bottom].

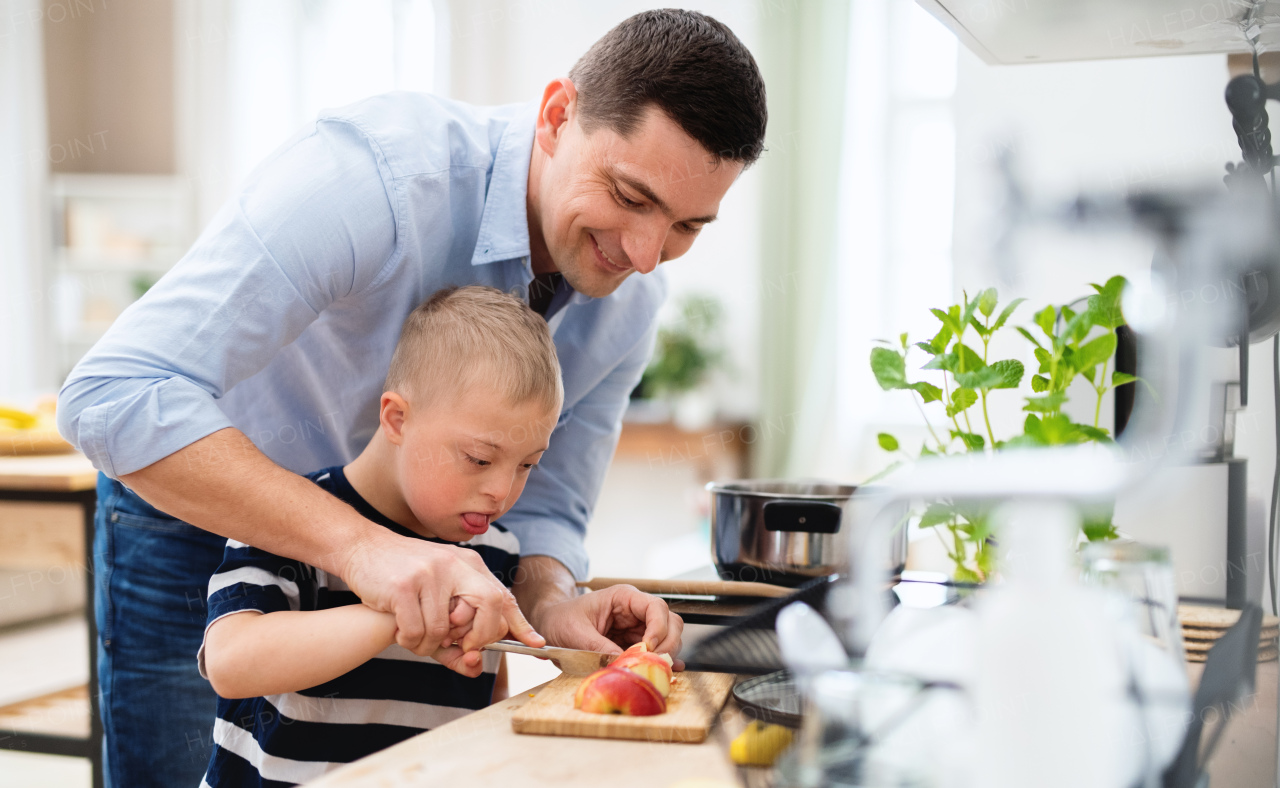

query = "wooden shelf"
[[0, 685, 90, 739], [615, 420, 751, 479]]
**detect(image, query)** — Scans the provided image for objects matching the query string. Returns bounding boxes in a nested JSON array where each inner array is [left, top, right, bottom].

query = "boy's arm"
[[203, 605, 486, 699]]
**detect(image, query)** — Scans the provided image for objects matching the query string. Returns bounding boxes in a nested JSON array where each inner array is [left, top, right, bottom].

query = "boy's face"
[[384, 386, 557, 542]]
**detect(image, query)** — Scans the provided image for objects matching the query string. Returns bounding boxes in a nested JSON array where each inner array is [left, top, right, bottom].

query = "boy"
[[196, 286, 563, 787]]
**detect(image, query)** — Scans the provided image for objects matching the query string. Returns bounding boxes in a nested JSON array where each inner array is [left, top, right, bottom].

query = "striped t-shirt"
[[197, 465, 521, 788]]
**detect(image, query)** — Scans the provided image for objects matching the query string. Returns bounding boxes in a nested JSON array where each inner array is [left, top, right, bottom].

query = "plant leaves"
[[1016, 326, 1043, 348], [1088, 276, 1127, 330], [978, 287, 999, 318], [877, 433, 899, 452], [1075, 424, 1114, 444], [958, 294, 982, 338], [919, 502, 955, 529], [1056, 309, 1094, 352], [950, 430, 985, 450], [992, 298, 1026, 332], [910, 381, 943, 403], [1031, 374, 1050, 392], [1072, 332, 1116, 373], [1083, 516, 1120, 541], [1034, 305, 1057, 337], [1112, 371, 1138, 387], [860, 460, 904, 485], [928, 324, 953, 354], [1036, 413, 1082, 444], [989, 359, 1025, 389], [954, 366, 1004, 389], [931, 307, 960, 335], [1023, 391, 1067, 413], [1033, 347, 1052, 374], [870, 347, 907, 390], [923, 352, 955, 372], [900, 332, 909, 350], [947, 388, 978, 417], [956, 343, 984, 373]]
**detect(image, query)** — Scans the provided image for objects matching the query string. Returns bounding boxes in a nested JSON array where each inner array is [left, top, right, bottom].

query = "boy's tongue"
[[461, 512, 490, 535]]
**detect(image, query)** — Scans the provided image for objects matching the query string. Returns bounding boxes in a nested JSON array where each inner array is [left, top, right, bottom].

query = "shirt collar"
[[470, 103, 537, 267]]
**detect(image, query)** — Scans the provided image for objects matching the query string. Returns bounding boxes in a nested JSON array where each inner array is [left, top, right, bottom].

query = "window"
[[226, 0, 442, 188], [837, 0, 958, 454]]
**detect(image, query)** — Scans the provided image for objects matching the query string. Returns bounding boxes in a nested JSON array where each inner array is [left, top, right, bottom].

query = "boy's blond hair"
[[385, 286, 563, 413]]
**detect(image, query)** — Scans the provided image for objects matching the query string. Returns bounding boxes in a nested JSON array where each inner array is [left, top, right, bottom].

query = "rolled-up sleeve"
[[58, 119, 398, 478], [500, 318, 660, 580]]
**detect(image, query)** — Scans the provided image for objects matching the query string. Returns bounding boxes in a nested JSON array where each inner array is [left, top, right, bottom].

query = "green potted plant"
[[636, 294, 727, 430], [870, 276, 1136, 582]]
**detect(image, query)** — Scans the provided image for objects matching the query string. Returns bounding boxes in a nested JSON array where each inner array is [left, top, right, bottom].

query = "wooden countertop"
[[0, 453, 98, 492], [302, 677, 745, 788]]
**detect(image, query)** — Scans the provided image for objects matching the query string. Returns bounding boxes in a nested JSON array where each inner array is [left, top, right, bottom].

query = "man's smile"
[[589, 233, 631, 275]]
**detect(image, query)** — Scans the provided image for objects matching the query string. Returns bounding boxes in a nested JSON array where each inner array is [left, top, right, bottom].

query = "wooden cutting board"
[[511, 671, 735, 744]]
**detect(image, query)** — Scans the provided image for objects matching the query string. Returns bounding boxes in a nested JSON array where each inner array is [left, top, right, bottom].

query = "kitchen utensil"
[[510, 671, 735, 743], [481, 641, 617, 676], [732, 670, 804, 728], [683, 575, 838, 675], [784, 667, 941, 788], [575, 577, 793, 598], [1080, 541, 1186, 664], [776, 602, 847, 674], [706, 480, 906, 587]]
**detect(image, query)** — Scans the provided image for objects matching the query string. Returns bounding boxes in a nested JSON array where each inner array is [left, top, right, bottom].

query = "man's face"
[[534, 102, 744, 298]]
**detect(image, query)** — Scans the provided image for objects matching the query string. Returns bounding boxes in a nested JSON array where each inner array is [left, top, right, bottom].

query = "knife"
[[481, 640, 619, 676]]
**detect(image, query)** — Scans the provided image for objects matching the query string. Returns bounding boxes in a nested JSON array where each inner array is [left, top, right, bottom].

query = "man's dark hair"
[[569, 9, 767, 166]]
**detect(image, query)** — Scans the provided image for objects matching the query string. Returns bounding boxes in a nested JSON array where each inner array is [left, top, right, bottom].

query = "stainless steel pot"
[[706, 480, 907, 587]]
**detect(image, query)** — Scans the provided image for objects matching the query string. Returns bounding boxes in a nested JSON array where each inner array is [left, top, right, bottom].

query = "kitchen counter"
[[302, 677, 747, 788]]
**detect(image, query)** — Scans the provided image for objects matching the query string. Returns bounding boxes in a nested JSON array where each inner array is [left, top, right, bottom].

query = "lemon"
[[729, 720, 793, 767]]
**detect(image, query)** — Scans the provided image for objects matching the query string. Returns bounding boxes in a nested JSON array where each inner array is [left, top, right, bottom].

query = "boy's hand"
[[429, 643, 487, 679], [342, 531, 544, 665]]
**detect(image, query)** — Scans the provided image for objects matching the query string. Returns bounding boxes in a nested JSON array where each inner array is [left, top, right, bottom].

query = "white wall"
[[0, 0, 49, 403]]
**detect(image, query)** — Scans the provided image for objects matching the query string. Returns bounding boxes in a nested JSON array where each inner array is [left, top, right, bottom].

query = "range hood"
[[917, 0, 1280, 64]]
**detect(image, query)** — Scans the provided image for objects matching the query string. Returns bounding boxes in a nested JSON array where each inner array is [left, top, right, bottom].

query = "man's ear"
[[535, 77, 577, 157], [379, 392, 410, 445]]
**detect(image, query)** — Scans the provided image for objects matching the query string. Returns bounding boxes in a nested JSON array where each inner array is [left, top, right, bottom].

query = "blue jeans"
[[94, 474, 226, 788]]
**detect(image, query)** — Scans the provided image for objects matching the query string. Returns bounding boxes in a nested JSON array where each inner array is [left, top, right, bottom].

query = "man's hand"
[[341, 529, 545, 659], [535, 584, 686, 669]]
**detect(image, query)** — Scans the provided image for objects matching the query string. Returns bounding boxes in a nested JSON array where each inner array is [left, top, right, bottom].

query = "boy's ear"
[[379, 392, 410, 445]]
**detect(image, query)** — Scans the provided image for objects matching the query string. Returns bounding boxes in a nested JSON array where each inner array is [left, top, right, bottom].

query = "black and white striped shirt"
[[197, 465, 520, 787]]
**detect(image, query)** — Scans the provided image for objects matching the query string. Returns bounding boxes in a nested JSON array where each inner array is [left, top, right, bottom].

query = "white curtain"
[[0, 0, 50, 399]]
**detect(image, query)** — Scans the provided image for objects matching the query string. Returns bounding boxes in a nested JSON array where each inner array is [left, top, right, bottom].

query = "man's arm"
[[59, 122, 540, 658], [122, 428, 539, 656]]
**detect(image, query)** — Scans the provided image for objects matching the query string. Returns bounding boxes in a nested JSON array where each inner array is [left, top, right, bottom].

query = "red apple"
[[612, 643, 675, 698], [574, 667, 667, 716]]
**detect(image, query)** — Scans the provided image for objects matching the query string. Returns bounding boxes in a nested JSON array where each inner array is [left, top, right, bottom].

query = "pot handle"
[[762, 500, 842, 534]]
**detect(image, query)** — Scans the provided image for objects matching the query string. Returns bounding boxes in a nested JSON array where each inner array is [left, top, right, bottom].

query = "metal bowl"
[[706, 480, 905, 587]]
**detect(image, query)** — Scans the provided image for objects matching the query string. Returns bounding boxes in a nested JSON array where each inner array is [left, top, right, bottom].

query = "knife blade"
[[481, 640, 619, 676]]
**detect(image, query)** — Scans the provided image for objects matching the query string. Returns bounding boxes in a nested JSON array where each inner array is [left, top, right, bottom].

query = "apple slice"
[[574, 667, 666, 716], [611, 642, 675, 698]]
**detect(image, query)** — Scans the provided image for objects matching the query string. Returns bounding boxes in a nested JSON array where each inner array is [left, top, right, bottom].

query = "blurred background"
[[0, 0, 1275, 783]]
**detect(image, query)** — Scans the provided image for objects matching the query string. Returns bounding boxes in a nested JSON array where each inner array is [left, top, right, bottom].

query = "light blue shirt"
[[58, 93, 667, 579]]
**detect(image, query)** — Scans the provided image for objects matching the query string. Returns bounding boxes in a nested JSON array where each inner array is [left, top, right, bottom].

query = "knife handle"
[[481, 640, 551, 659]]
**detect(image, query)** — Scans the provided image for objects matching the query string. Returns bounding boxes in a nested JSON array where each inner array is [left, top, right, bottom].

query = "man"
[[58, 9, 766, 787]]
